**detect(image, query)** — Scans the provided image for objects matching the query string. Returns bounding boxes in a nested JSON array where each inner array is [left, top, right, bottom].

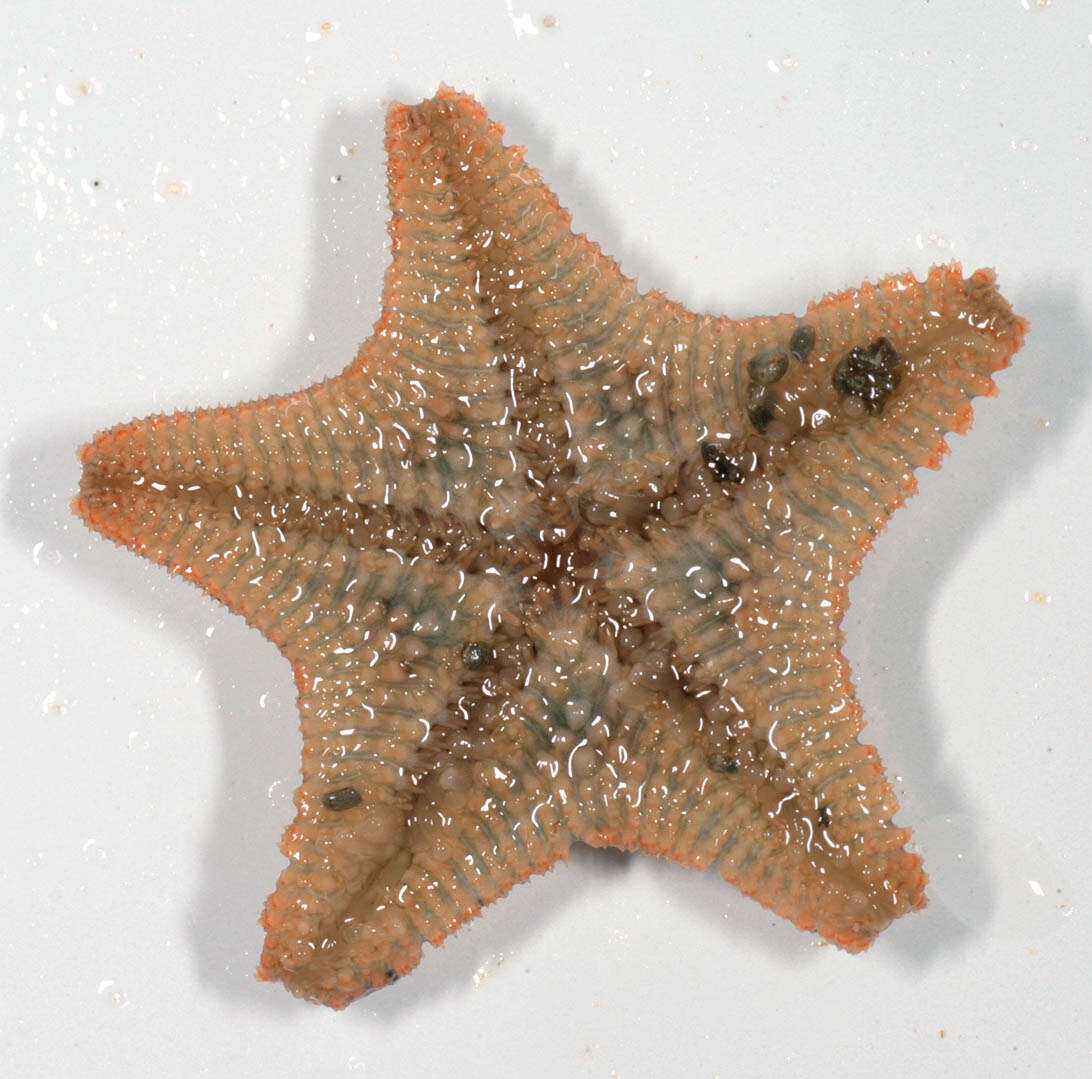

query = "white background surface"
[[3, 2, 1090, 1076]]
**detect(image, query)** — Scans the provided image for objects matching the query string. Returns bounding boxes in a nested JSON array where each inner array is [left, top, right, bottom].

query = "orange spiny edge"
[[813, 267, 924, 312], [587, 820, 926, 952], [885, 491, 906, 515], [728, 849, 928, 953], [952, 401, 976, 435], [925, 440, 951, 469], [254, 952, 278, 983], [277, 823, 304, 859]]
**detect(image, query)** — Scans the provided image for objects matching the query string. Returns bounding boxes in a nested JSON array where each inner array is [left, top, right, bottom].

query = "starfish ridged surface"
[[75, 87, 1028, 1008]]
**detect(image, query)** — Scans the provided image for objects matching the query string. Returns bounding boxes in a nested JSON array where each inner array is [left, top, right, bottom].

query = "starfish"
[[74, 86, 1028, 1009]]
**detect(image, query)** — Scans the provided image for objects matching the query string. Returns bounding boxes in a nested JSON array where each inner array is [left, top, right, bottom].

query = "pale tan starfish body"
[[75, 87, 1028, 1008]]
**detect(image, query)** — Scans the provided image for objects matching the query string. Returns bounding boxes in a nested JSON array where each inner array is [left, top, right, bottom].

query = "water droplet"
[[472, 951, 508, 986], [82, 836, 107, 863], [97, 979, 129, 1007], [267, 777, 293, 812], [505, 0, 539, 37]]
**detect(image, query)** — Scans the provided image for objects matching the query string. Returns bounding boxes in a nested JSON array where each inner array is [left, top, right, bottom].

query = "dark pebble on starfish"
[[833, 337, 901, 414], [715, 458, 745, 484], [748, 347, 789, 386], [700, 441, 744, 484], [462, 640, 494, 670], [708, 752, 739, 774], [789, 324, 816, 362], [322, 786, 363, 811], [817, 805, 832, 828], [746, 383, 774, 433]]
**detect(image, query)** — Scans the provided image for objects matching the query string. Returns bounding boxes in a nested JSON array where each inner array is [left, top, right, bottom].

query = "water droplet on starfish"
[[438, 762, 473, 792], [461, 640, 494, 670]]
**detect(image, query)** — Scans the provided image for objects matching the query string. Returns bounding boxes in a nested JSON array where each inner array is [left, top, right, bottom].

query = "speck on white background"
[[2, 2, 1090, 1077]]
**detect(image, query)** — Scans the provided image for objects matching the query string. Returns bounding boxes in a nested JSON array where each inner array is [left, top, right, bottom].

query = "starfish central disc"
[[74, 87, 1028, 1009]]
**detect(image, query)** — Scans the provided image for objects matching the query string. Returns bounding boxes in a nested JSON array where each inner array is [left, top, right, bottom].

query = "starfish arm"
[[399, 88, 650, 354], [579, 721, 927, 950], [72, 376, 490, 531], [73, 395, 462, 593], [264, 714, 571, 1008], [352, 92, 543, 530], [250, 546, 502, 981], [720, 264, 1028, 574], [397, 89, 695, 511], [541, 255, 1025, 514]]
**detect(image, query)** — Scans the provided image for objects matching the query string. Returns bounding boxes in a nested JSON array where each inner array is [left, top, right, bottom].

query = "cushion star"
[[74, 86, 1028, 1009]]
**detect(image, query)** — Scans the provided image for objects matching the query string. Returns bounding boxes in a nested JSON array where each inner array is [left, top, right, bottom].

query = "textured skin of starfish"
[[74, 87, 1028, 1009]]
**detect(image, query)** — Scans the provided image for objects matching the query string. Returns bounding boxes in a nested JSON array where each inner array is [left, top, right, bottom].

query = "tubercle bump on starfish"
[[74, 85, 1028, 1008]]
